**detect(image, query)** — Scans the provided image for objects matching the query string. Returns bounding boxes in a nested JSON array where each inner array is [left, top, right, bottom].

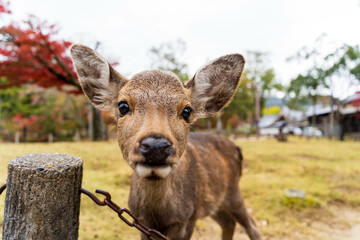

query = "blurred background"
[[0, 1, 360, 240], [0, 0, 359, 142]]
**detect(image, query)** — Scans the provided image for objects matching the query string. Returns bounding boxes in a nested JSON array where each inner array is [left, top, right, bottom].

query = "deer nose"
[[139, 137, 172, 164]]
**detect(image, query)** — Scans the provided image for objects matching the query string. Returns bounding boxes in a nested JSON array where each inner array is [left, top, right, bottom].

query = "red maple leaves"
[[0, 0, 11, 14], [0, 13, 81, 93]]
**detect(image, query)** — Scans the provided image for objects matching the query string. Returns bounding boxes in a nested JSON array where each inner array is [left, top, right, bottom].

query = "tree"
[[244, 51, 283, 136], [246, 51, 283, 102], [287, 35, 360, 138], [322, 43, 360, 138], [0, 8, 110, 140], [323, 44, 360, 85], [224, 72, 255, 121], [148, 42, 282, 134], [0, 16, 80, 92], [287, 71, 324, 125], [0, 86, 49, 142], [149, 39, 189, 82], [287, 35, 329, 128], [0, 0, 10, 15]]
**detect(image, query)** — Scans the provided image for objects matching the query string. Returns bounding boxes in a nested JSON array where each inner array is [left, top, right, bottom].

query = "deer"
[[70, 44, 262, 240]]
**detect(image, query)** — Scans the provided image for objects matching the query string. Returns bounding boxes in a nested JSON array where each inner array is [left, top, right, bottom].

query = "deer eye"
[[181, 107, 192, 123], [118, 101, 130, 116]]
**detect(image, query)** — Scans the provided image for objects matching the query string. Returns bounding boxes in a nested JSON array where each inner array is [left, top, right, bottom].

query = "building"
[[305, 104, 339, 138], [340, 91, 360, 140], [259, 105, 305, 136], [304, 91, 360, 140]]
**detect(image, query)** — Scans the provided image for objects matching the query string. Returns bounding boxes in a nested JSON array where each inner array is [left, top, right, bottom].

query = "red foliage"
[[12, 113, 38, 128], [0, 0, 11, 14], [0, 15, 81, 93]]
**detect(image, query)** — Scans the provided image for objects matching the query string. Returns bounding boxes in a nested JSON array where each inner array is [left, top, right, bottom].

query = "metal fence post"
[[2, 153, 83, 239]]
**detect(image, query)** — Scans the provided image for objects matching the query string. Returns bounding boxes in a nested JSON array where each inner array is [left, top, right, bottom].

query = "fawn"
[[70, 44, 261, 240]]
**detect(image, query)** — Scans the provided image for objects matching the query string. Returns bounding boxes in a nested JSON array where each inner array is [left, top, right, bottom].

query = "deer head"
[[70, 44, 245, 180]]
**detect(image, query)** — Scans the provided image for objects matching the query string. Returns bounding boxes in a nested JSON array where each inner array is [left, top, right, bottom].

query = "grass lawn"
[[0, 137, 359, 239]]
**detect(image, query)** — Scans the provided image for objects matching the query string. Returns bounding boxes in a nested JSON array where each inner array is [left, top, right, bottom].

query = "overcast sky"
[[6, 0, 360, 99]]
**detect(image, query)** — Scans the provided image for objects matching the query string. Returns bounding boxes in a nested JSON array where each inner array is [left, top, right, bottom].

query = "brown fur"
[[70, 44, 261, 240]]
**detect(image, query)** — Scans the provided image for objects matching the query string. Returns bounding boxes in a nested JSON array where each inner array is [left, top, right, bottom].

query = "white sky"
[[5, 0, 360, 99]]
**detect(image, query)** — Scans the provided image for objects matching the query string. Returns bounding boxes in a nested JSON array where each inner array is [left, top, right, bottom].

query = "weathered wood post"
[[2, 153, 83, 239]]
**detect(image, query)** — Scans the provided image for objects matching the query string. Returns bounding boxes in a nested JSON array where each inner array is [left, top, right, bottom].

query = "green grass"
[[236, 137, 360, 239], [0, 137, 359, 239]]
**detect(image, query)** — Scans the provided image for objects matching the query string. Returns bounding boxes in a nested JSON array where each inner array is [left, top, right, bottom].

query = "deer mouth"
[[141, 162, 168, 167], [135, 162, 172, 179]]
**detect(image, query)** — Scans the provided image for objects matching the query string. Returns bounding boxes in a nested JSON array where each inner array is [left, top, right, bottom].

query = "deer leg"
[[163, 219, 196, 240], [180, 218, 196, 240], [228, 191, 262, 240], [211, 210, 236, 240]]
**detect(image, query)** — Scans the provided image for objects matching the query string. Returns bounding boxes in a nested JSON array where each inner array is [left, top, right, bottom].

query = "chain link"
[[0, 184, 166, 239], [0, 183, 6, 196], [80, 188, 168, 240]]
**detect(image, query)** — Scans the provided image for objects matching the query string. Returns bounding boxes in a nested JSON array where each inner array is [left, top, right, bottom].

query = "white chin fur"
[[135, 164, 171, 178]]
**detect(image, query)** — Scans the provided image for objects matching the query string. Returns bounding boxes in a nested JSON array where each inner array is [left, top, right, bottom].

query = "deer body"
[[70, 45, 261, 240], [129, 132, 250, 239]]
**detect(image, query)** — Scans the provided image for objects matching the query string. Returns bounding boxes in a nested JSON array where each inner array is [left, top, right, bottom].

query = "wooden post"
[[2, 153, 83, 239]]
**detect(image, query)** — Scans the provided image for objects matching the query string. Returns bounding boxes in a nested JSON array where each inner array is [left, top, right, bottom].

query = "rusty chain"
[[0, 183, 166, 240], [80, 188, 167, 240], [0, 183, 6, 196]]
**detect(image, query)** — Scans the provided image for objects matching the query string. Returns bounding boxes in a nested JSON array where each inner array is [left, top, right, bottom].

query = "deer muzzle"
[[135, 136, 173, 179]]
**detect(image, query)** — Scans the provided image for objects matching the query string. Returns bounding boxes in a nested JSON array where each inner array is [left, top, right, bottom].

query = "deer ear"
[[70, 44, 128, 111], [185, 54, 245, 117]]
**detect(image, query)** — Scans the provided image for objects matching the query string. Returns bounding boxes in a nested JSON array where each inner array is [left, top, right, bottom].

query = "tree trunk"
[[14, 131, 20, 143], [311, 95, 317, 127], [334, 98, 342, 140], [93, 107, 105, 141], [87, 103, 94, 140], [323, 117, 329, 138], [74, 129, 81, 142], [48, 132, 54, 143], [22, 126, 27, 142], [329, 95, 335, 139], [2, 153, 83, 239], [89, 41, 107, 141], [88, 104, 107, 141]]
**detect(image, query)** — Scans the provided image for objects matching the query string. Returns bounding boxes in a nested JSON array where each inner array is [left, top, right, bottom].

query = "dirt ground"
[[191, 206, 360, 240], [314, 207, 360, 240]]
